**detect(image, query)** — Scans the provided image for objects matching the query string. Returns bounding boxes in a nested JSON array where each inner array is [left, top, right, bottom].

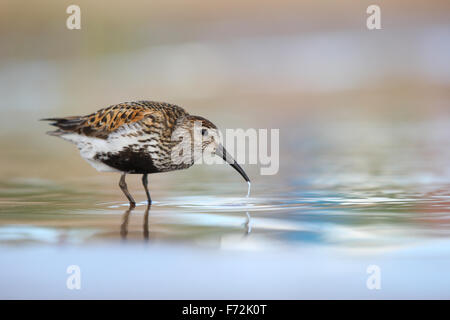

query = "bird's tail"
[[41, 116, 85, 136]]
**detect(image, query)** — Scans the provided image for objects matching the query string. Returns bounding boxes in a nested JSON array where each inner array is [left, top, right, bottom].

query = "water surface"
[[1, 16, 450, 298], [1, 112, 449, 299]]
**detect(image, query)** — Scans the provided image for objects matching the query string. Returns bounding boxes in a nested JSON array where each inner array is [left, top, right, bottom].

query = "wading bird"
[[42, 101, 250, 207]]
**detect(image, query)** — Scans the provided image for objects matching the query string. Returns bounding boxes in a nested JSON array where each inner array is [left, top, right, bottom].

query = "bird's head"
[[172, 115, 250, 182]]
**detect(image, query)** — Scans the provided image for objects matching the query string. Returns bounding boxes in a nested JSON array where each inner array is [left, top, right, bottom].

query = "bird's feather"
[[42, 101, 190, 173], [41, 101, 187, 139]]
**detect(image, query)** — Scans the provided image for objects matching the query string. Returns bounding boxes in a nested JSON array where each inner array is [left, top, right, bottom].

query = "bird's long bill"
[[215, 144, 250, 182]]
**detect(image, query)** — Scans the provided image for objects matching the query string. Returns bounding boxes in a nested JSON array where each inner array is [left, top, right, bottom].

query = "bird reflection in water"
[[120, 204, 151, 240], [120, 205, 252, 240], [245, 211, 252, 235]]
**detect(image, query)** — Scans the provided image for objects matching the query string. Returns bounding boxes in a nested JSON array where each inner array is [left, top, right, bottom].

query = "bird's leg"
[[119, 173, 136, 208], [143, 204, 151, 240], [142, 174, 152, 205]]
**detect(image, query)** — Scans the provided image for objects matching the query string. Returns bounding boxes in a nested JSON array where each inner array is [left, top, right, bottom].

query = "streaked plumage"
[[42, 100, 249, 206]]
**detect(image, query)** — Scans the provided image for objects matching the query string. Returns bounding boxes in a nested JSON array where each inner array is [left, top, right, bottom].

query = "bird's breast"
[[63, 122, 193, 174], [96, 135, 191, 174]]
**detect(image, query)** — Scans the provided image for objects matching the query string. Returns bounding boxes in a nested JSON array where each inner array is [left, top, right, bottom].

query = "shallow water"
[[1, 112, 450, 298], [1, 13, 450, 297]]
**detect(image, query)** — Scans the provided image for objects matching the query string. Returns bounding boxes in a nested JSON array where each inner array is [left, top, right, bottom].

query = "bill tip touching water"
[[42, 100, 250, 206]]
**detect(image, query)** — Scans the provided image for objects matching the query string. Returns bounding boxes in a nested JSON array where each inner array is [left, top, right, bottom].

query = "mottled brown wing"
[[42, 101, 187, 139]]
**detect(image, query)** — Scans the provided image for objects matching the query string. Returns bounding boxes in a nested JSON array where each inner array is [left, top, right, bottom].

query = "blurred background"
[[0, 0, 449, 299]]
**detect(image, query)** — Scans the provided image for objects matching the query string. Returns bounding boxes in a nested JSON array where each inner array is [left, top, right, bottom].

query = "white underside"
[[85, 158, 119, 172], [60, 123, 161, 173]]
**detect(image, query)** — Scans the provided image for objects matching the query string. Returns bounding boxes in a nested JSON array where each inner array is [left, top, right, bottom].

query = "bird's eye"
[[201, 128, 208, 136]]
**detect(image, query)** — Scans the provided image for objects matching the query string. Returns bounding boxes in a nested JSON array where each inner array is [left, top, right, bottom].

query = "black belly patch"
[[95, 147, 160, 174]]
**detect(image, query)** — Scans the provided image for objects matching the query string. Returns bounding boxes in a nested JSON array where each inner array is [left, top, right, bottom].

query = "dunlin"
[[42, 101, 250, 206]]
